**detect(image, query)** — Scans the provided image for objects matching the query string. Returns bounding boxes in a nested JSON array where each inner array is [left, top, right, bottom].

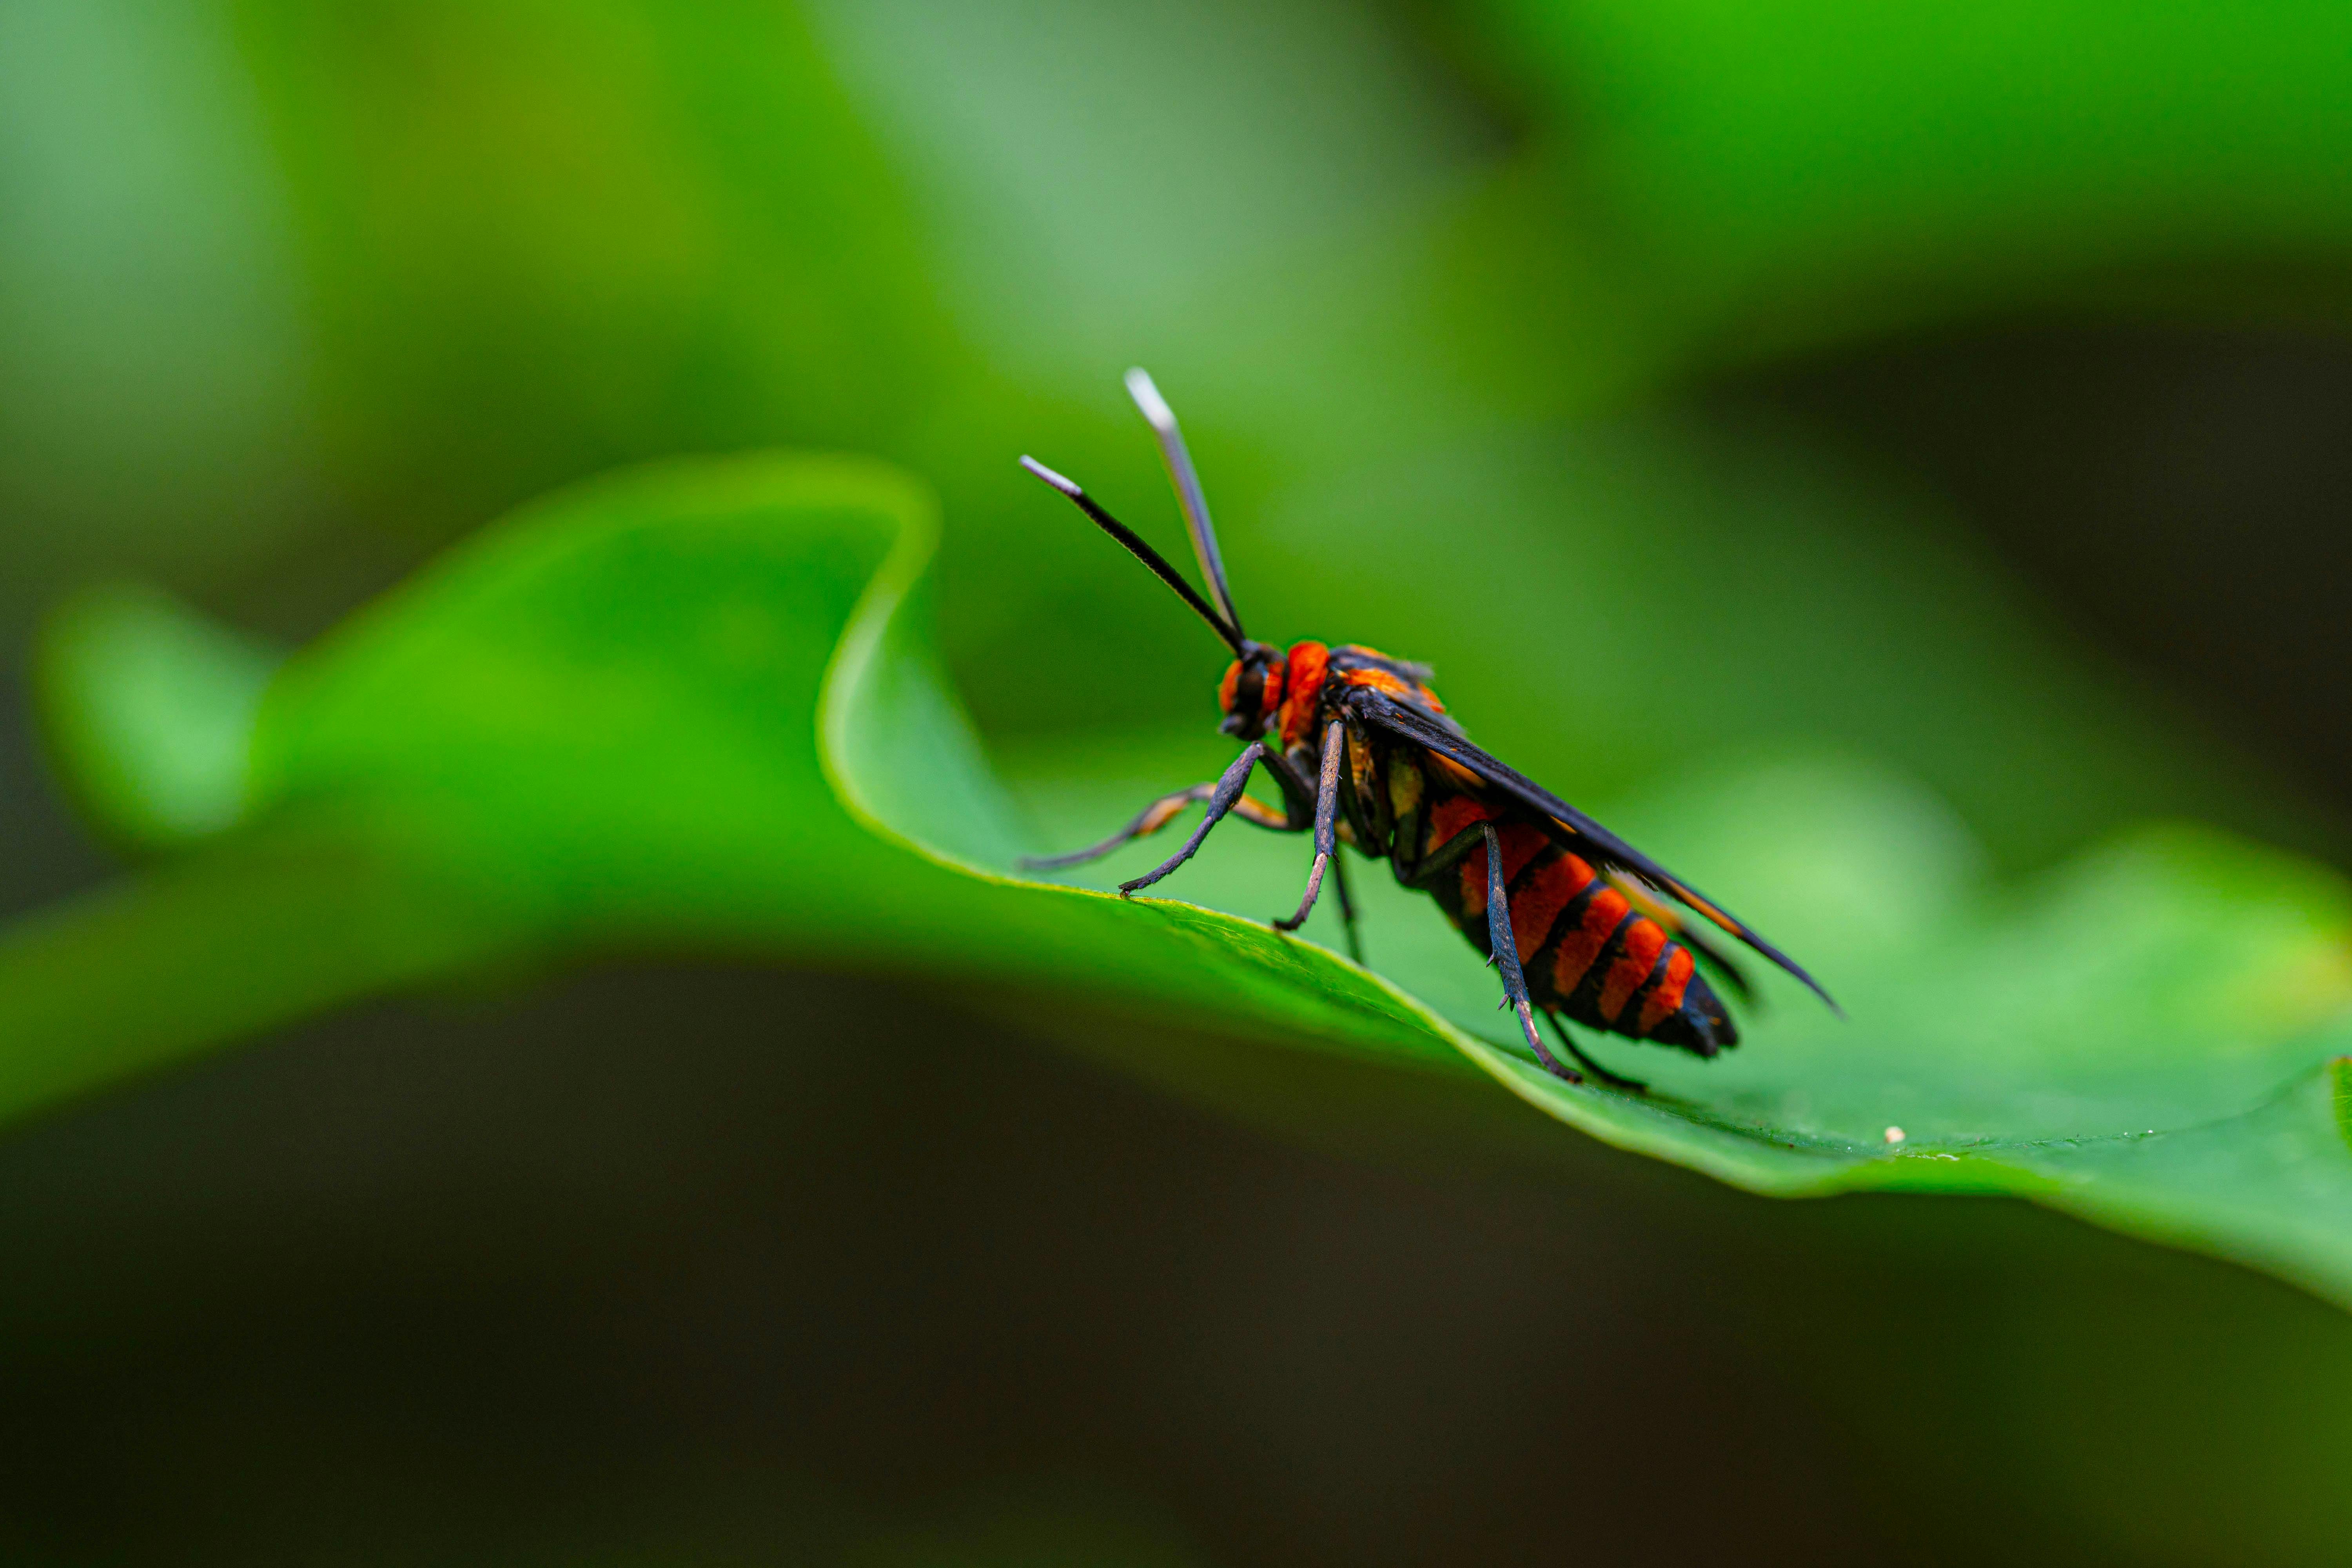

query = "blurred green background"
[[13, 1, 2352, 1561]]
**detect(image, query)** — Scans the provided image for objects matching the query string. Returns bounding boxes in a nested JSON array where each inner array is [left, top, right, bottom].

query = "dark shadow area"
[[0, 959, 2336, 1563], [0, 959, 2198, 1566], [1728, 321, 2352, 828], [0, 669, 114, 920]]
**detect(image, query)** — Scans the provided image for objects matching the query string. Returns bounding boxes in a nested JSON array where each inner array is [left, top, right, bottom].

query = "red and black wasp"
[[1018, 370, 1838, 1089]]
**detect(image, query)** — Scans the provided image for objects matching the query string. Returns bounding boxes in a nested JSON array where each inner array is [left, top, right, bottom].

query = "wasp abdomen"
[[1418, 779, 1734, 1056]]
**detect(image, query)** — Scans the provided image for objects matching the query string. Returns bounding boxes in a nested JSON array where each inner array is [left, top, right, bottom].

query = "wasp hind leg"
[[1480, 824, 1580, 1085], [1543, 1010, 1647, 1094]]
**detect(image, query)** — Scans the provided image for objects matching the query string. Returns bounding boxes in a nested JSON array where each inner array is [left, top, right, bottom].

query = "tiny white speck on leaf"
[[1884, 1125, 1906, 1145]]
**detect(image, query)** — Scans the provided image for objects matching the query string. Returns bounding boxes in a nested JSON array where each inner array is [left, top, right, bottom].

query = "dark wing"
[[1347, 687, 1839, 1014], [1604, 869, 1754, 1004]]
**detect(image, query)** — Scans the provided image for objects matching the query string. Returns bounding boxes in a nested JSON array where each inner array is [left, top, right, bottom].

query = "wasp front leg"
[[1018, 761, 1292, 875], [1088, 740, 1296, 897]]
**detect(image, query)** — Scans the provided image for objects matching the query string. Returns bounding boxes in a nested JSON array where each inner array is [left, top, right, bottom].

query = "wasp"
[[1018, 370, 1837, 1089]]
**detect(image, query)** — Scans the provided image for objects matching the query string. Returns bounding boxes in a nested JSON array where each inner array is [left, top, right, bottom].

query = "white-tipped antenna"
[[1018, 453, 1244, 654], [1019, 454, 1083, 497], [1125, 367, 1243, 639]]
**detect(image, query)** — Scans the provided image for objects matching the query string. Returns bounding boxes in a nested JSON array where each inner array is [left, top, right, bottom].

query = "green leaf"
[[14, 452, 2352, 1310], [831, 478, 2352, 1308], [0, 456, 932, 1121], [37, 583, 279, 848]]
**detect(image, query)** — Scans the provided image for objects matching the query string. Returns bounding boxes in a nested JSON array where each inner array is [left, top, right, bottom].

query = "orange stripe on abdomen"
[[1459, 821, 1548, 919], [1598, 920, 1670, 1024], [1506, 853, 1595, 962], [1427, 793, 1491, 904], [1428, 794, 1491, 846], [1551, 888, 1632, 995], [1497, 823, 1546, 884], [1635, 947, 1697, 1034]]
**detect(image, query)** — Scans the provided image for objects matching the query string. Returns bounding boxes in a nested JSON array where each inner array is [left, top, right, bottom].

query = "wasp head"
[[1217, 640, 1286, 738]]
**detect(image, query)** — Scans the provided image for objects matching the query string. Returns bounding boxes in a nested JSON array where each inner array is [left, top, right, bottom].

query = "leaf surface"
[[832, 483, 2352, 1307], [12, 454, 2352, 1309]]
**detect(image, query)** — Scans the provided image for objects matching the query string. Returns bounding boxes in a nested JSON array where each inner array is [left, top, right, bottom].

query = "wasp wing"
[[1604, 869, 1755, 1004], [1346, 687, 1838, 1014]]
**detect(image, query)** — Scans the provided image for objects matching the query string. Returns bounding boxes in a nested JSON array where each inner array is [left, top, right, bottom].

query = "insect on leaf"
[[2, 456, 2352, 1312]]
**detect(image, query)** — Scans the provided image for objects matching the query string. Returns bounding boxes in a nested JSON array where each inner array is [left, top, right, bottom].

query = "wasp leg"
[[1483, 823, 1579, 1084], [1274, 720, 1346, 934], [1255, 745, 1319, 828], [1226, 796, 1292, 831], [1020, 754, 1291, 873], [1543, 1010, 1646, 1093], [1328, 849, 1365, 965], [1116, 741, 1270, 895], [1393, 822, 1488, 891]]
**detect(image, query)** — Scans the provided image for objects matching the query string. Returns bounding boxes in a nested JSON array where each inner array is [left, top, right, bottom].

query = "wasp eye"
[[1216, 646, 1285, 737], [1218, 659, 1247, 715]]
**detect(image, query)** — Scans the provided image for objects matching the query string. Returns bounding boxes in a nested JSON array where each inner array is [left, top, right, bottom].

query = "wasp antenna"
[[1018, 455, 1083, 499], [1018, 455, 1243, 655], [1123, 368, 1244, 641]]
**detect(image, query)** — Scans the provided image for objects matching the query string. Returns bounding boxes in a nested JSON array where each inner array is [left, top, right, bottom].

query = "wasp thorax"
[[1217, 642, 1286, 737]]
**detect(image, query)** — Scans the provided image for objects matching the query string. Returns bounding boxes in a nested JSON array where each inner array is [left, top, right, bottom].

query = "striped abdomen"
[[1422, 793, 1735, 1055]]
